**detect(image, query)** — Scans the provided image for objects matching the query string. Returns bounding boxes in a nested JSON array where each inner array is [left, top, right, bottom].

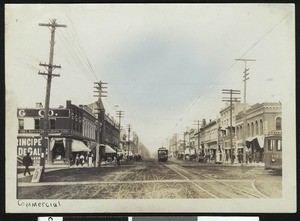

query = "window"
[[255, 121, 258, 136], [277, 140, 282, 151], [49, 119, 56, 129], [247, 123, 250, 137], [34, 119, 40, 129], [18, 119, 24, 129], [268, 139, 282, 151], [276, 117, 282, 130], [260, 119, 263, 135], [268, 140, 274, 151]]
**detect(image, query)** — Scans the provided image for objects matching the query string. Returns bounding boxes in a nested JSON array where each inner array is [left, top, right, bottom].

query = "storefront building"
[[17, 101, 98, 165], [17, 98, 123, 166], [200, 119, 219, 160], [235, 102, 282, 163]]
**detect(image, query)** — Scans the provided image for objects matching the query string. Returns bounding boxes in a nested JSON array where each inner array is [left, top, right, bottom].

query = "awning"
[[104, 145, 116, 153], [71, 140, 91, 152], [209, 145, 217, 150], [246, 135, 265, 148]]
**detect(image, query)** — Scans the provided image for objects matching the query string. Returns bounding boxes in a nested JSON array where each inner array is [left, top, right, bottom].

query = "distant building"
[[200, 119, 219, 160], [219, 102, 248, 162]]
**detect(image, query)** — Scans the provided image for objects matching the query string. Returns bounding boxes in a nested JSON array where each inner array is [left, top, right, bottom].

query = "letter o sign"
[[48, 110, 54, 116], [38, 110, 45, 117], [38, 110, 54, 117]]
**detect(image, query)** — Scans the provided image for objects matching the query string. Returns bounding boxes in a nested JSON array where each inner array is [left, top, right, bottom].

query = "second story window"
[[34, 119, 40, 129], [276, 117, 282, 130], [50, 119, 56, 129], [18, 119, 24, 129]]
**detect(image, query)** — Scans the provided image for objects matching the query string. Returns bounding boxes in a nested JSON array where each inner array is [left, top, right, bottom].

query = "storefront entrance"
[[51, 139, 66, 164]]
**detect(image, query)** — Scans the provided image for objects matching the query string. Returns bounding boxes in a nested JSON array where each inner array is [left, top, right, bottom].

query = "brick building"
[[17, 100, 120, 165]]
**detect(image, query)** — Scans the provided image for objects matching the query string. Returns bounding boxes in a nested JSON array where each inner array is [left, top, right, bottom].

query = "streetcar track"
[[251, 176, 270, 199], [162, 162, 267, 199], [160, 162, 218, 198], [192, 170, 262, 198]]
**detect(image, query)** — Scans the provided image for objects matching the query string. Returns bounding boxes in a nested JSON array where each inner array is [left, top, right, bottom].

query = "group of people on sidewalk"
[[69, 153, 95, 167]]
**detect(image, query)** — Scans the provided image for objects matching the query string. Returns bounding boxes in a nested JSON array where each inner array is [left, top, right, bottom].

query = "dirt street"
[[17, 158, 281, 199]]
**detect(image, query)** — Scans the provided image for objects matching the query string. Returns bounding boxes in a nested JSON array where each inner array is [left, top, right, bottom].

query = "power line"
[[170, 11, 292, 135], [57, 29, 96, 83], [67, 16, 97, 76]]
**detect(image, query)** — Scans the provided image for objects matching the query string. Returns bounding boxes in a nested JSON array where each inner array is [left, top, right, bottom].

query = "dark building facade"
[[17, 100, 120, 165]]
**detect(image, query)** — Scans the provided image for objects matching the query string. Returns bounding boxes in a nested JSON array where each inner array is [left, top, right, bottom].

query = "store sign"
[[18, 129, 70, 134], [17, 137, 44, 164], [17, 109, 70, 118]]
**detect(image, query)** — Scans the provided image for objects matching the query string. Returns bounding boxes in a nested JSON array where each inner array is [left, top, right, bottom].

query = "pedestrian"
[[238, 151, 243, 163], [91, 153, 95, 165], [22, 152, 33, 176], [116, 154, 121, 166], [69, 154, 74, 167], [75, 154, 80, 166], [80, 153, 85, 166]]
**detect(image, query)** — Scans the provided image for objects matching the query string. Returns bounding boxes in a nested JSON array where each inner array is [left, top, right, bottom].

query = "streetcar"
[[264, 130, 282, 171], [158, 147, 168, 162]]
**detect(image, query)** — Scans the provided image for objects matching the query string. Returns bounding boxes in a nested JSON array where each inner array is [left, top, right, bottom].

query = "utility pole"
[[235, 58, 256, 163], [116, 110, 124, 151], [222, 89, 241, 164], [194, 120, 201, 154], [94, 81, 107, 167], [182, 132, 186, 159], [116, 110, 124, 130], [38, 19, 66, 170], [127, 124, 131, 160]]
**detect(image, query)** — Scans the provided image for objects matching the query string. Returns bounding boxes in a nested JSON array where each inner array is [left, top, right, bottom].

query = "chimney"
[[36, 102, 43, 109], [66, 100, 71, 108]]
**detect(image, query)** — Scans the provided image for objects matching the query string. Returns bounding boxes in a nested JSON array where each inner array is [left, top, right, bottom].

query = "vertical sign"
[[17, 137, 43, 164]]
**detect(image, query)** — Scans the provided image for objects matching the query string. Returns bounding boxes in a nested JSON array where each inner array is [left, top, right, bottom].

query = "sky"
[[5, 4, 295, 153]]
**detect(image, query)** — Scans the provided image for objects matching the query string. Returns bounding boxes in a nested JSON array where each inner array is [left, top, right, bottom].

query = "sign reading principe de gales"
[[17, 137, 44, 164]]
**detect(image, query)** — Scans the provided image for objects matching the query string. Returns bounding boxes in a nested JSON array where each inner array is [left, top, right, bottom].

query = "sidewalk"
[[17, 160, 135, 180], [172, 157, 265, 167]]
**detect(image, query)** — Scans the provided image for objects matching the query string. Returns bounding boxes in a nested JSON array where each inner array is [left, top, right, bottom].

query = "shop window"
[[34, 119, 40, 129], [18, 119, 24, 129]]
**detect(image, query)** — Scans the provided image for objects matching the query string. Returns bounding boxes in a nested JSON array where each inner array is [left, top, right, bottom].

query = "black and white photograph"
[[5, 3, 296, 213]]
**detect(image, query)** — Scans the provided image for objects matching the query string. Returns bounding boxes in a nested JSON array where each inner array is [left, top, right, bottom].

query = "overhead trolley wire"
[[170, 10, 292, 135]]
